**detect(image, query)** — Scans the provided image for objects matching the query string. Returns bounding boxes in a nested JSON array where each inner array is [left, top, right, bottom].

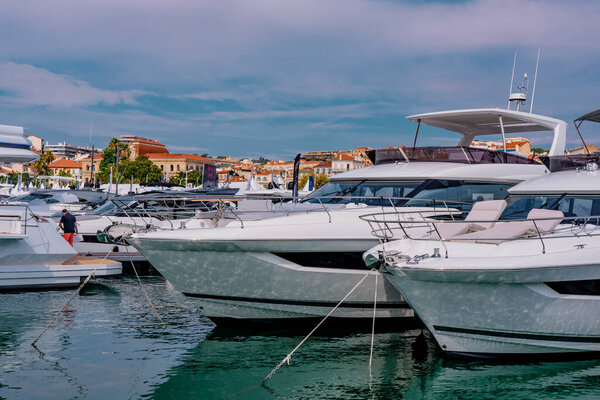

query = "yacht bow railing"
[[100, 194, 471, 233], [0, 204, 40, 236], [359, 210, 600, 257]]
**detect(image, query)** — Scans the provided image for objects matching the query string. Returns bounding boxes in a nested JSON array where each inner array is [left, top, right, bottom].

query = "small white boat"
[[0, 125, 121, 289], [364, 148, 600, 355]]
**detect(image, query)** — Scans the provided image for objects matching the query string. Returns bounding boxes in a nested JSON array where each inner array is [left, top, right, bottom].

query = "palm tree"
[[31, 151, 55, 176]]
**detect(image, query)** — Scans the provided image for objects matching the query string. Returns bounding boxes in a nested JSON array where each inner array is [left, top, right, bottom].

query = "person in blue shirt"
[[59, 209, 78, 246]]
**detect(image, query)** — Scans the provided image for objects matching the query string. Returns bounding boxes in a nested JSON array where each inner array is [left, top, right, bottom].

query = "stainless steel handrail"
[[101, 194, 470, 231], [359, 211, 600, 255]]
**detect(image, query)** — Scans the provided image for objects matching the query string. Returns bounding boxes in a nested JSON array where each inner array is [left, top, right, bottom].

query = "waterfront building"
[[313, 161, 332, 176], [146, 153, 212, 175], [470, 137, 531, 156], [45, 141, 99, 159], [48, 158, 82, 177], [80, 155, 103, 185], [118, 135, 169, 158], [331, 152, 365, 173], [567, 144, 600, 155], [27, 135, 44, 152], [303, 150, 338, 161]]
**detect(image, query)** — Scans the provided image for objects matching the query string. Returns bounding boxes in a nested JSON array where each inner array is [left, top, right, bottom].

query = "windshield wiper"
[[546, 193, 567, 210], [338, 180, 365, 198]]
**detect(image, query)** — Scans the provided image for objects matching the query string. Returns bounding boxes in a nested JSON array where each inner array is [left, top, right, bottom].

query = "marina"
[[2, 0, 600, 398]]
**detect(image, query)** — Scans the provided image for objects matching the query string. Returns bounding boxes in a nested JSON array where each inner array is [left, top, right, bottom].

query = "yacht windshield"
[[502, 195, 600, 221], [89, 201, 118, 215], [402, 180, 511, 210], [303, 181, 424, 206], [303, 179, 512, 209], [10, 193, 52, 202]]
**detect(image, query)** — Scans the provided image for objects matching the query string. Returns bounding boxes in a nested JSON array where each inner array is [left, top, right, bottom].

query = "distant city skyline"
[[1, 0, 600, 159]]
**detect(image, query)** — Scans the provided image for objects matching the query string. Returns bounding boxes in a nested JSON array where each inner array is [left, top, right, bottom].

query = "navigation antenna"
[[507, 51, 517, 109], [529, 48, 541, 113]]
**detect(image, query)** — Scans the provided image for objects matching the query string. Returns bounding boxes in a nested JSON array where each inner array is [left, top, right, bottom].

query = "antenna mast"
[[507, 51, 517, 109], [529, 48, 541, 113]]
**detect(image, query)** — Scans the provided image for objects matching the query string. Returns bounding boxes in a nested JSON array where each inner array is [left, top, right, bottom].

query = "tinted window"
[[303, 181, 424, 206], [403, 180, 511, 210], [502, 195, 600, 221]]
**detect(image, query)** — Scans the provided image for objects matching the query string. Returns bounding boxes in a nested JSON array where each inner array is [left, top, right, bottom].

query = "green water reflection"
[[1, 276, 600, 399]]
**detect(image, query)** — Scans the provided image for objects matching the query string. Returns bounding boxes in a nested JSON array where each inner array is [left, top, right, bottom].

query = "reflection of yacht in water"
[[367, 112, 600, 355], [0, 125, 121, 289], [128, 108, 566, 323]]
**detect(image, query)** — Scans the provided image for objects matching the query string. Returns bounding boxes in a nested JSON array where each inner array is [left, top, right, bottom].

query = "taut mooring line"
[[261, 269, 376, 385]]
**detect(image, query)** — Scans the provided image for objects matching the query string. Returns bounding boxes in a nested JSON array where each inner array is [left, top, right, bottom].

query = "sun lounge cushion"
[[464, 199, 507, 230], [452, 208, 564, 243], [526, 208, 564, 232], [453, 221, 535, 243], [428, 199, 507, 239]]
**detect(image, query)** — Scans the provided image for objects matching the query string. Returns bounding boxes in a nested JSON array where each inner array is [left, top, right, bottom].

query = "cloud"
[[173, 91, 248, 102], [0, 62, 145, 107], [0, 0, 599, 157]]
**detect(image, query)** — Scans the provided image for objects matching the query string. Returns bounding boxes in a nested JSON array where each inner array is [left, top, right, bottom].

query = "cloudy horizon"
[[2, 0, 599, 159]]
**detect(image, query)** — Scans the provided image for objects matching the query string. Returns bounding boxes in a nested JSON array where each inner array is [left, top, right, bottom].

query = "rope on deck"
[[261, 268, 375, 385], [32, 250, 113, 346]]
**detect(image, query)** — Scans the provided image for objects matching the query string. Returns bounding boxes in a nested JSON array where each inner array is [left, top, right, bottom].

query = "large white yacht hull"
[[127, 207, 468, 321], [129, 237, 412, 320], [382, 236, 600, 355]]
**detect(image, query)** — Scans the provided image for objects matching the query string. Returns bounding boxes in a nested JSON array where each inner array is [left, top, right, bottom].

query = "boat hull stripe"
[[182, 292, 410, 309], [434, 325, 600, 343]]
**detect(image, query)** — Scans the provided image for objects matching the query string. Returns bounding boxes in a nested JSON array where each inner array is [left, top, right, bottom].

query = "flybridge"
[[406, 108, 567, 157], [366, 146, 540, 166], [0, 124, 39, 164]]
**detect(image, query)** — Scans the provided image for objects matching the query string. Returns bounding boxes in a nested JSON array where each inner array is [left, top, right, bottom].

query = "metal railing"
[[96, 194, 472, 233], [359, 210, 600, 257], [0, 203, 39, 236]]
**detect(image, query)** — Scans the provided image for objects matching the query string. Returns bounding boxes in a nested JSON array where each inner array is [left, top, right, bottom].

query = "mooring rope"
[[32, 250, 113, 346], [261, 268, 375, 385], [369, 271, 378, 375], [125, 246, 167, 329]]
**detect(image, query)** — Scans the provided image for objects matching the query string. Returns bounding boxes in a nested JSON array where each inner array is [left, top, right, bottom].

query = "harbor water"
[[2, 274, 600, 399]]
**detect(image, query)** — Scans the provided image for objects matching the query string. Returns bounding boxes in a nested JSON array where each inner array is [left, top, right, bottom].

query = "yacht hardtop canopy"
[[0, 124, 38, 164], [575, 109, 600, 123], [406, 108, 567, 156], [508, 169, 600, 196]]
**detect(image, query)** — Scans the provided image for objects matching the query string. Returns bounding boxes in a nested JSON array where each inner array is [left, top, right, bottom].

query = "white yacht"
[[8, 189, 107, 217], [365, 137, 600, 354], [0, 125, 121, 289], [127, 108, 566, 323]]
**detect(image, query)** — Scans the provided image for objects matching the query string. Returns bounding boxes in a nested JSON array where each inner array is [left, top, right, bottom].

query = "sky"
[[1, 0, 600, 159]]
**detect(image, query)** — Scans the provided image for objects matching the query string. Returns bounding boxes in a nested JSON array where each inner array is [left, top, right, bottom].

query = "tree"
[[118, 155, 163, 183], [97, 138, 130, 183], [298, 173, 311, 189], [200, 153, 209, 158], [531, 147, 548, 154], [298, 173, 328, 190], [31, 151, 55, 176], [315, 173, 329, 189], [57, 169, 73, 188], [170, 169, 202, 186], [253, 156, 270, 165]]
